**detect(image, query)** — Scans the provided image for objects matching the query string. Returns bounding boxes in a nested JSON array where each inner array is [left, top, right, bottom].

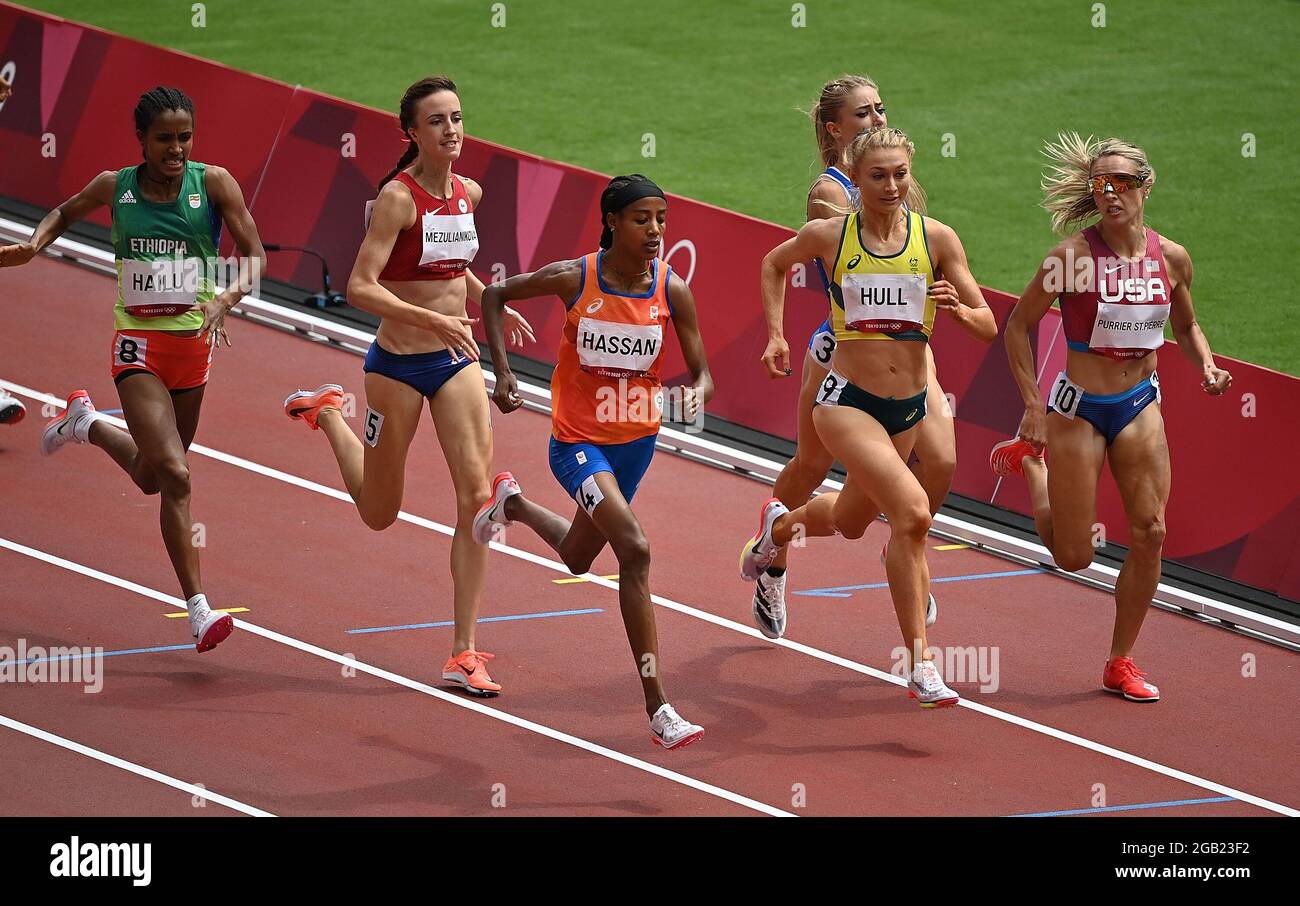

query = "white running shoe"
[[880, 542, 938, 627], [907, 660, 959, 709], [472, 471, 522, 544], [0, 390, 26, 425], [740, 498, 788, 581], [650, 703, 704, 750], [188, 595, 235, 654], [41, 390, 101, 456], [752, 569, 787, 639]]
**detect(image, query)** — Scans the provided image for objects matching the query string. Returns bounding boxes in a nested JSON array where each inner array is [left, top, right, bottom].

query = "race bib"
[[114, 334, 148, 368], [576, 317, 662, 377], [120, 257, 199, 317], [841, 272, 927, 333], [1088, 302, 1169, 356], [811, 325, 837, 366], [814, 370, 846, 406], [1048, 370, 1082, 419], [1149, 370, 1162, 404], [419, 210, 478, 269]]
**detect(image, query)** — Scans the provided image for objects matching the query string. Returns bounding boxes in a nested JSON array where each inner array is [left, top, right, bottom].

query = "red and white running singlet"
[[551, 251, 674, 445], [370, 171, 479, 281], [1060, 226, 1172, 360]]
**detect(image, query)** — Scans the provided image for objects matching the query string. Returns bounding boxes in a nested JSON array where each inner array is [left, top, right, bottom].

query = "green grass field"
[[18, 0, 1300, 373]]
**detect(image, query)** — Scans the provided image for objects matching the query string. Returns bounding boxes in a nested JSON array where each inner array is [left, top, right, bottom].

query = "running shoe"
[[472, 471, 522, 545], [0, 390, 25, 425], [880, 542, 938, 627], [283, 384, 345, 430], [907, 660, 960, 709], [41, 390, 100, 456], [989, 436, 1044, 477], [752, 569, 787, 639], [1102, 656, 1160, 703], [740, 498, 788, 581], [650, 703, 704, 750], [442, 648, 502, 697], [188, 596, 235, 654]]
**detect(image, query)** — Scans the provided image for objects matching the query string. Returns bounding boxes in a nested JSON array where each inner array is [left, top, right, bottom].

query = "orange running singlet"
[[551, 250, 674, 445]]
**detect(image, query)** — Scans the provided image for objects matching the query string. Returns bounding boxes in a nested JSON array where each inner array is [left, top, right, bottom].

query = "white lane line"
[[0, 536, 793, 818], [0, 713, 275, 817], [4, 378, 1296, 818]]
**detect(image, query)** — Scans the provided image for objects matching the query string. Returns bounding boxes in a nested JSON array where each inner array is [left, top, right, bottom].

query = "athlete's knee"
[[457, 482, 492, 520], [153, 458, 191, 498], [1053, 544, 1095, 573], [564, 551, 598, 576], [831, 501, 877, 540], [359, 502, 399, 532], [887, 501, 932, 542], [611, 530, 651, 574], [916, 449, 957, 488], [792, 450, 834, 494], [1129, 514, 1166, 555], [130, 460, 161, 495]]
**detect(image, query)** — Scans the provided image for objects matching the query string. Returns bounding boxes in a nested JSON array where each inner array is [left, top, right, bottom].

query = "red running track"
[[1, 255, 1297, 817]]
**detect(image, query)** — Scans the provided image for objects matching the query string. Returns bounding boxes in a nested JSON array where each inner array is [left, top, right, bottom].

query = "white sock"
[[72, 410, 101, 443], [187, 593, 209, 614]]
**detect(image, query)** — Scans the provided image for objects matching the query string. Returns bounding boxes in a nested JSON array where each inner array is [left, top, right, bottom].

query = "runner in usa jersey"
[[993, 133, 1233, 705], [283, 77, 536, 700], [741, 126, 996, 710], [0, 86, 267, 656], [476, 175, 713, 751]]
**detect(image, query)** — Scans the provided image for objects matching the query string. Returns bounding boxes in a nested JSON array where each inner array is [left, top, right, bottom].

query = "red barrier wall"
[[2, 2, 1296, 601]]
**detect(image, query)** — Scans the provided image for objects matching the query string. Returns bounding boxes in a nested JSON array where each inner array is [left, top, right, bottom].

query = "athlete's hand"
[[0, 75, 11, 103], [492, 370, 524, 414], [1019, 406, 1048, 452], [762, 336, 792, 378], [429, 312, 480, 362], [666, 386, 701, 422], [199, 295, 234, 348], [928, 279, 960, 311], [0, 243, 37, 268], [1202, 364, 1232, 396], [503, 305, 536, 347]]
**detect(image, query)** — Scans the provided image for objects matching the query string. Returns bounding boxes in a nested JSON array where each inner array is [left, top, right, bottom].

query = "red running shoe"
[[283, 384, 345, 430], [1102, 656, 1160, 702], [989, 437, 1044, 477]]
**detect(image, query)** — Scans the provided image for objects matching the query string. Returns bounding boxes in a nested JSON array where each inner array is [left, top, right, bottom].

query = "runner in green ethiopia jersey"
[[0, 86, 267, 654]]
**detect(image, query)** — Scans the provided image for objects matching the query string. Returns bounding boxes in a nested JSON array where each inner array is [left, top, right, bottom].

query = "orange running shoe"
[[442, 649, 502, 697], [1102, 656, 1160, 703], [989, 436, 1044, 477], [283, 384, 345, 430]]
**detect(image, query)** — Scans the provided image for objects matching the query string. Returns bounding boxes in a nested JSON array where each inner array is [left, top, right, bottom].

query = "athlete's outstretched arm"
[[480, 259, 583, 413], [0, 170, 116, 267], [760, 217, 843, 378], [666, 274, 714, 421], [346, 181, 479, 361], [925, 218, 997, 344], [1005, 242, 1072, 450], [1163, 240, 1232, 395]]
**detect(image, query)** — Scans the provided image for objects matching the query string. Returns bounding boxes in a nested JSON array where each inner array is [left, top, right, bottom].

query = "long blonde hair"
[[832, 126, 928, 215], [1041, 132, 1154, 234], [810, 78, 927, 214]]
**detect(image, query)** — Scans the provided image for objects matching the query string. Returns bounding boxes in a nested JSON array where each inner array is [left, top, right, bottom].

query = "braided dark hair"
[[379, 76, 459, 190], [133, 86, 195, 133]]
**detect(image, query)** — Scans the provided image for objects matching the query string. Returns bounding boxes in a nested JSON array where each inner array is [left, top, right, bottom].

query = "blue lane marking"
[[795, 568, 1043, 598], [101, 408, 124, 415], [1009, 796, 1235, 817], [11, 643, 193, 665], [347, 608, 604, 635]]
